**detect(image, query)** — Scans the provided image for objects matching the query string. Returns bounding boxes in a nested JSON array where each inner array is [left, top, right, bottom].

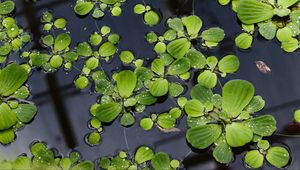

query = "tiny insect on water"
[[255, 61, 271, 74]]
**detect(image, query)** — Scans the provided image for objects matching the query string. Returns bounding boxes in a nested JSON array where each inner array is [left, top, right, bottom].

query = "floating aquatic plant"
[[74, 0, 125, 19], [0, 63, 37, 145], [0, 1, 31, 63], [98, 146, 181, 170], [0, 141, 94, 169], [224, 0, 300, 52], [185, 79, 281, 164], [134, 3, 160, 26], [244, 140, 290, 168]]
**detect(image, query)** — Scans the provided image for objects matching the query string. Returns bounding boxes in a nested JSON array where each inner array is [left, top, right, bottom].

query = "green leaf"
[[140, 118, 154, 130], [277, 0, 299, 8], [191, 84, 213, 107], [186, 124, 222, 149], [95, 102, 122, 123], [168, 57, 190, 76], [86, 131, 101, 145], [0, 103, 17, 131], [167, 18, 183, 32], [150, 79, 169, 97], [14, 104, 37, 123], [135, 67, 154, 81], [151, 58, 165, 76], [0, 129, 15, 145], [134, 4, 146, 14], [116, 70, 137, 98], [258, 21, 277, 40], [235, 33, 253, 49], [218, 55, 240, 74], [201, 27, 225, 42], [110, 156, 130, 169], [99, 42, 117, 57], [266, 146, 290, 168], [197, 70, 217, 89], [54, 33, 71, 52], [0, 63, 28, 97], [222, 80, 254, 118], [99, 157, 111, 169], [134, 146, 154, 164], [290, 10, 300, 27], [237, 0, 274, 24], [0, 43, 12, 56], [184, 99, 204, 117], [119, 51, 134, 64], [42, 35, 54, 47], [120, 113, 135, 127], [274, 8, 290, 17], [71, 161, 94, 170], [281, 38, 298, 52], [77, 42, 92, 57], [182, 15, 202, 37], [185, 49, 206, 69], [144, 10, 160, 26], [225, 123, 253, 147], [0, 1, 15, 15], [74, 2, 94, 15], [243, 115, 276, 136], [276, 27, 293, 42], [157, 113, 176, 129], [135, 92, 157, 105], [74, 76, 89, 89], [218, 0, 231, 5], [12, 156, 31, 169], [167, 38, 191, 59], [213, 138, 233, 164], [244, 95, 265, 113], [294, 109, 300, 123], [244, 150, 264, 169], [151, 152, 171, 170], [169, 82, 184, 97], [29, 53, 50, 67]]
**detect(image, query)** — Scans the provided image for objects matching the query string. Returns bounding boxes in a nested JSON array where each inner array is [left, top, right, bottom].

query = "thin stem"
[[192, 0, 195, 15], [180, 150, 192, 164], [275, 133, 300, 138], [123, 127, 132, 158]]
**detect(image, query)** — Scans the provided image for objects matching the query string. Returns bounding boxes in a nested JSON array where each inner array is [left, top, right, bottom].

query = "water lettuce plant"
[[244, 140, 290, 168], [98, 146, 181, 170], [185, 79, 281, 165], [74, 0, 125, 18], [0, 1, 294, 169], [0, 63, 37, 145], [224, 0, 300, 52], [0, 1, 30, 63], [134, 4, 160, 26], [0, 141, 94, 169]]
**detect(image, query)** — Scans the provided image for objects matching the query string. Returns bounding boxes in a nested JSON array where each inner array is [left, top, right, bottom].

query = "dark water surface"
[[1, 0, 300, 169]]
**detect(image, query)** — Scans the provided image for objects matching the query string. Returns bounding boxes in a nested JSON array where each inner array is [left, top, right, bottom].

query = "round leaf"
[[54, 33, 71, 52], [167, 38, 191, 59], [184, 99, 204, 117], [266, 146, 290, 168], [74, 2, 94, 15], [149, 79, 169, 97], [14, 104, 37, 123], [244, 150, 264, 169], [134, 146, 154, 164], [218, 55, 240, 74]]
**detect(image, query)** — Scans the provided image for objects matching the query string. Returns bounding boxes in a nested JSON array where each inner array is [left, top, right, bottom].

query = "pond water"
[[1, 0, 300, 169]]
